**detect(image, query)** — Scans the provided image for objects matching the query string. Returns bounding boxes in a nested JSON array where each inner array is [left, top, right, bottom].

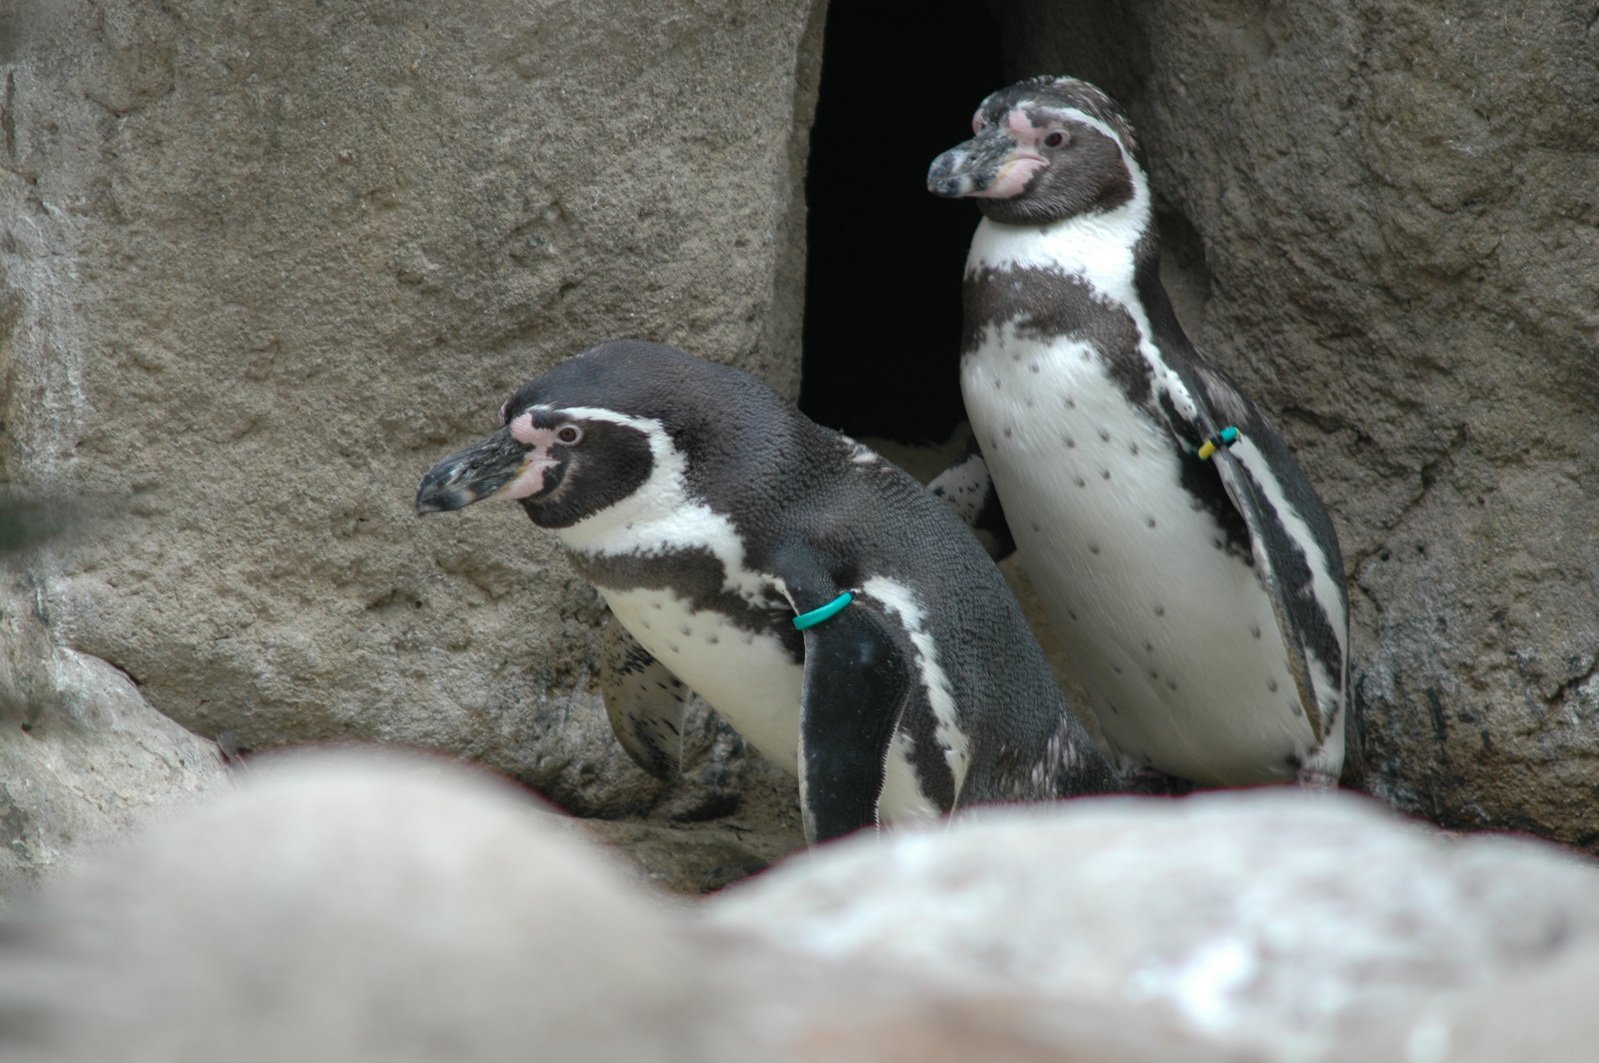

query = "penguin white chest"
[[963, 327, 1312, 785], [598, 585, 805, 774]]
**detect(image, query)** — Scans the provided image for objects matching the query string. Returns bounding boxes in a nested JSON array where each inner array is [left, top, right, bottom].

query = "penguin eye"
[[555, 424, 584, 446], [1044, 131, 1068, 148]]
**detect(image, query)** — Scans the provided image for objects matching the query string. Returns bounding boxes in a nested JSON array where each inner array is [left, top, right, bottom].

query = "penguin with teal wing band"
[[419, 340, 1124, 843]]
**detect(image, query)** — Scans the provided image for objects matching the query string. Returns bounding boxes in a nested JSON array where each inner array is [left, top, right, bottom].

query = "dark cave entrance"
[[796, 1, 1005, 446]]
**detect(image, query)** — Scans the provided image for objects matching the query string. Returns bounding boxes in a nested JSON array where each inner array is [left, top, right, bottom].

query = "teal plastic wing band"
[[792, 591, 854, 631], [1198, 425, 1241, 461]]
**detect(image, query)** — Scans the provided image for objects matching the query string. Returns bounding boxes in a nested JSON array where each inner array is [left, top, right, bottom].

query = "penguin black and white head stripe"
[[925, 78, 1351, 789], [927, 76, 1143, 228], [418, 340, 1122, 843]]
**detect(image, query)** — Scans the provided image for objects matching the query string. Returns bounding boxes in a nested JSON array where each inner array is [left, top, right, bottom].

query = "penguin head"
[[926, 76, 1145, 227], [416, 340, 778, 531]]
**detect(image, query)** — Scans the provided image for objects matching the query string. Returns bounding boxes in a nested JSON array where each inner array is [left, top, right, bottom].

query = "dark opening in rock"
[[797, 0, 1003, 445]]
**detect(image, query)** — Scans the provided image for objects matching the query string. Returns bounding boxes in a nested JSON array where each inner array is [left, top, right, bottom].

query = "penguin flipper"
[[1165, 365, 1338, 743], [599, 613, 687, 780], [927, 434, 1016, 561], [1209, 450, 1325, 740], [777, 550, 910, 844], [796, 601, 910, 844]]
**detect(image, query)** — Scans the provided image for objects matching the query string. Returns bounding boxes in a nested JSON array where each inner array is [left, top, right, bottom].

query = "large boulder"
[[710, 789, 1599, 1061], [9, 750, 1599, 1061], [0, 556, 226, 904]]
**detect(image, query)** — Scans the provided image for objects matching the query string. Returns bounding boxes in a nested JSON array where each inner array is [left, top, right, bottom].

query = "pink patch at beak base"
[[494, 458, 557, 501], [971, 153, 1047, 199]]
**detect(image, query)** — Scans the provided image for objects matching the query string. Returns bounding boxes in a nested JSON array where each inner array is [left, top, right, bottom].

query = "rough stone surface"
[[710, 789, 1599, 1062], [0, 0, 819, 857], [1350, 945, 1599, 1063], [0, 560, 226, 905], [0, 749, 1242, 1063], [986, 1, 1599, 843], [13, 751, 1599, 1062]]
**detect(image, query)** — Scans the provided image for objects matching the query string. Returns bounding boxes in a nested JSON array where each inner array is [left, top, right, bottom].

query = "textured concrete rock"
[[1350, 945, 1599, 1063], [0, 748, 715, 1062], [709, 790, 1599, 1061], [0, 749, 1241, 1063], [985, 2, 1599, 842], [0, 566, 225, 905], [0, 0, 822, 842]]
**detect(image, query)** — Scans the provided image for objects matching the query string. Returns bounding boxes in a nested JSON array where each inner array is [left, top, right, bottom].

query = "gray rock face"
[[0, 567, 225, 903], [710, 789, 1599, 1061], [0, 0, 819, 851], [988, 2, 1599, 842]]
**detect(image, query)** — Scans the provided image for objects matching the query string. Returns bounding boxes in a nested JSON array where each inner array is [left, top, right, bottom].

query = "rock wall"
[[1, 0, 823, 890], [992, 0, 1599, 842]]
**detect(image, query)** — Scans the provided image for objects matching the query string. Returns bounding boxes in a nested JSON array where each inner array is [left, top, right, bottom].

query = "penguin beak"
[[927, 126, 1045, 200], [416, 429, 540, 514]]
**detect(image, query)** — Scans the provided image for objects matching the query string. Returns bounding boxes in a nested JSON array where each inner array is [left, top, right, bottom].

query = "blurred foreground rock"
[[713, 790, 1599, 1061], [4, 750, 1599, 1061], [0, 749, 1230, 1062]]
